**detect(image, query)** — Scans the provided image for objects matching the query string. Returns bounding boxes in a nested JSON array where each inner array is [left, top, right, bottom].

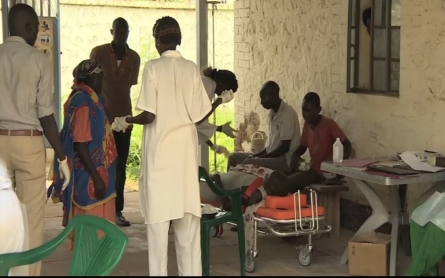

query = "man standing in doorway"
[[90, 18, 141, 227], [0, 4, 70, 276]]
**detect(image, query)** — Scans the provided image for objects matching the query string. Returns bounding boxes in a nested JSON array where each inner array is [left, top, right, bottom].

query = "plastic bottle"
[[333, 138, 344, 163]]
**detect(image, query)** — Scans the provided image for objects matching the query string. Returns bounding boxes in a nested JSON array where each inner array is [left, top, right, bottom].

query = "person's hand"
[[217, 90, 234, 104], [211, 144, 230, 157], [58, 158, 71, 191], [112, 116, 131, 132], [220, 122, 237, 138], [289, 153, 303, 170], [93, 176, 106, 200]]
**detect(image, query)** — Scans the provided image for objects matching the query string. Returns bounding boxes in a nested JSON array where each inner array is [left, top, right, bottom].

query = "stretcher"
[[201, 189, 331, 272], [246, 190, 331, 272]]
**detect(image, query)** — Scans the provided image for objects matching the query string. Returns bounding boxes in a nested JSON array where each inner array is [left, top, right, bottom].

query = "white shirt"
[[196, 75, 218, 145], [266, 101, 301, 167], [0, 159, 29, 276], [136, 50, 212, 224], [0, 36, 54, 131]]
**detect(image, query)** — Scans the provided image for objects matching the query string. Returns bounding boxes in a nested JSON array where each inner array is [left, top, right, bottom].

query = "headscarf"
[[72, 59, 103, 83]]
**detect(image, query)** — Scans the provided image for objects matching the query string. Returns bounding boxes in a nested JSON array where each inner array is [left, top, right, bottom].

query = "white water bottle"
[[333, 138, 344, 163]]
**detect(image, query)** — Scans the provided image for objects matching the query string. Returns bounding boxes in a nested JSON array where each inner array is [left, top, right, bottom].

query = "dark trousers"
[[113, 130, 132, 215], [273, 168, 325, 197]]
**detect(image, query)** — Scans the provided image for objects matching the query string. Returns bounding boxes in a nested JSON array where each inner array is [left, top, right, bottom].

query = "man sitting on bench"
[[201, 92, 352, 247], [203, 92, 352, 207], [226, 81, 300, 172], [268, 91, 352, 196]]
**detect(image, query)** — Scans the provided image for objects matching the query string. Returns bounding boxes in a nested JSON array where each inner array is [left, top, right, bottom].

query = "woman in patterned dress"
[[48, 59, 118, 247]]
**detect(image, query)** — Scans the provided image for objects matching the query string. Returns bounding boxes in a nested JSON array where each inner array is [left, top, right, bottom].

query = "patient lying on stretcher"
[[200, 163, 319, 211]]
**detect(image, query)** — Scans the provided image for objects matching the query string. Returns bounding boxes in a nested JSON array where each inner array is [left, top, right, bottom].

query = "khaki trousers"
[[0, 135, 46, 276]]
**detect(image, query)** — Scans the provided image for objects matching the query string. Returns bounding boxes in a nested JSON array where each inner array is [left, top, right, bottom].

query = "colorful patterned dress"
[[49, 83, 117, 230]]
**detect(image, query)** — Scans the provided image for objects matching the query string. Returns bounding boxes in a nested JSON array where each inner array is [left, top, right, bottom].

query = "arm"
[[195, 98, 222, 125], [293, 145, 308, 158], [258, 140, 291, 158], [191, 67, 213, 125], [37, 55, 66, 161], [259, 109, 298, 159], [126, 63, 156, 125], [342, 139, 352, 159], [131, 53, 141, 86], [253, 149, 267, 158], [71, 105, 100, 179], [40, 116, 65, 161], [289, 124, 309, 168], [206, 140, 214, 148], [126, 112, 154, 125], [74, 143, 101, 179]]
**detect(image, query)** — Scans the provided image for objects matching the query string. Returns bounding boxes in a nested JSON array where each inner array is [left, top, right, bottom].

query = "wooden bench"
[[308, 182, 349, 239]]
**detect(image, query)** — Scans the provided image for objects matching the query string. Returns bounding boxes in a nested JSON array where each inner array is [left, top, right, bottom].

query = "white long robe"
[[137, 50, 212, 225], [196, 76, 217, 145], [0, 159, 29, 276]]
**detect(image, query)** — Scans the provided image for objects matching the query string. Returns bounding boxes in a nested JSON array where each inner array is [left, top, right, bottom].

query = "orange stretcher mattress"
[[256, 206, 325, 220], [264, 194, 308, 209]]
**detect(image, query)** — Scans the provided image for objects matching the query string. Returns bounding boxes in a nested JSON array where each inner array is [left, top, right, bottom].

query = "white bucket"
[[250, 131, 266, 153]]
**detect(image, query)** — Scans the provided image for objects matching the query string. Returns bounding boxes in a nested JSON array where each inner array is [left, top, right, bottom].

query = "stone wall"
[[234, 0, 445, 213]]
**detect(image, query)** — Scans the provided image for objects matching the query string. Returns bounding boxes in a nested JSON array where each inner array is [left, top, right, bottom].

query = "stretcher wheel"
[[210, 225, 224, 238], [298, 248, 312, 266], [245, 251, 256, 273]]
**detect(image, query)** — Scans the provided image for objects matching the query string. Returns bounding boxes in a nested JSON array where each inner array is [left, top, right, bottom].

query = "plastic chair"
[[0, 214, 128, 276], [199, 167, 246, 276]]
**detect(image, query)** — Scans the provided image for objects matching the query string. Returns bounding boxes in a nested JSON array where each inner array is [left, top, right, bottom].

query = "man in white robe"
[[112, 16, 234, 276]]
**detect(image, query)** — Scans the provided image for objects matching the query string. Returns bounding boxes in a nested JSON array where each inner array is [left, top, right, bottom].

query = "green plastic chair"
[[0, 214, 128, 276], [199, 167, 246, 276]]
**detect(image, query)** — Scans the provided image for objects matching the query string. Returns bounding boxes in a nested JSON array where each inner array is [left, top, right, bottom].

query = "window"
[[347, 0, 401, 97]]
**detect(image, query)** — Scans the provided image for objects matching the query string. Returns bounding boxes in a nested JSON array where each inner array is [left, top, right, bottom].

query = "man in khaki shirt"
[[0, 4, 70, 276], [90, 17, 140, 226]]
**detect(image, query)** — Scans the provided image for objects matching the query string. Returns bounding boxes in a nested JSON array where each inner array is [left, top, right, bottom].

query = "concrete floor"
[[40, 189, 426, 277]]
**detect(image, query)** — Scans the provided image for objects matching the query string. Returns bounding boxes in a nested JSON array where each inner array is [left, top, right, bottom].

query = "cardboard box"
[[348, 232, 391, 276]]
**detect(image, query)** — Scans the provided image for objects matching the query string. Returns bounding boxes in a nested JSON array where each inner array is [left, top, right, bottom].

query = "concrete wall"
[[234, 0, 445, 212]]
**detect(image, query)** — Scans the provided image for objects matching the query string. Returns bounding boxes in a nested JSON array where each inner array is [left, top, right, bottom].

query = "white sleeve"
[[136, 63, 157, 114], [191, 68, 212, 123], [36, 54, 55, 118], [196, 121, 218, 145]]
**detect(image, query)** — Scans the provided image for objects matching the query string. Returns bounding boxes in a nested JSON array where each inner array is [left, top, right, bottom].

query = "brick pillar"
[[234, 0, 251, 127]]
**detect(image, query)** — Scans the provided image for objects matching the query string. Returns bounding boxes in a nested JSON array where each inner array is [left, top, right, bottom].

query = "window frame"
[[346, 0, 401, 97]]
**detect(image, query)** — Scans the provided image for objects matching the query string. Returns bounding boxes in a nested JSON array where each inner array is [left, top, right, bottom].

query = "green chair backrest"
[[198, 167, 244, 219], [0, 214, 128, 276]]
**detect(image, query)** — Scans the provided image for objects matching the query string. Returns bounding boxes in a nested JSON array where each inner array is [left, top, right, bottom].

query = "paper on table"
[[400, 151, 445, 173]]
